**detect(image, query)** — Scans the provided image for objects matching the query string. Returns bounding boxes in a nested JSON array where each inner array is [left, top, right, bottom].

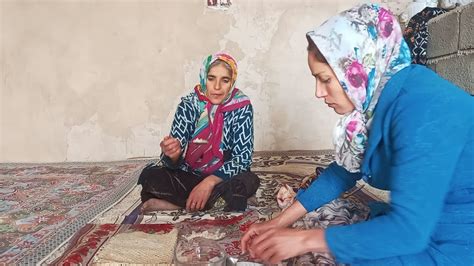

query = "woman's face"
[[205, 63, 233, 104], [307, 51, 355, 115]]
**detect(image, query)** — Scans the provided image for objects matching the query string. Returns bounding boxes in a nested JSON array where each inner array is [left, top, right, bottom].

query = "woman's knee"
[[232, 171, 260, 196], [138, 165, 169, 186]]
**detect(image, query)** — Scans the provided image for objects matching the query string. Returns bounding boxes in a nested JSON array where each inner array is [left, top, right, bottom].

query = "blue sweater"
[[296, 65, 474, 265], [162, 92, 254, 180]]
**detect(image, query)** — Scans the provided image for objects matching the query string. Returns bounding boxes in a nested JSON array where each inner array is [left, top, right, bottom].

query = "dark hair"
[[306, 35, 328, 63]]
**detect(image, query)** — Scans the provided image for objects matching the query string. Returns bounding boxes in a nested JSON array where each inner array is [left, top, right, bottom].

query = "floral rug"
[[48, 212, 261, 265], [42, 150, 386, 265], [0, 160, 149, 265]]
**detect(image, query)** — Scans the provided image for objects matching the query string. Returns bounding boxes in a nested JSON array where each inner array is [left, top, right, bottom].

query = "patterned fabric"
[[289, 197, 370, 265], [199, 53, 238, 94], [306, 4, 411, 172], [186, 86, 251, 175], [0, 161, 148, 265], [45, 150, 383, 265], [403, 7, 447, 65], [50, 223, 178, 265], [164, 54, 253, 180], [276, 167, 325, 209], [185, 53, 250, 175], [94, 228, 179, 264], [138, 164, 259, 211], [50, 214, 260, 265]]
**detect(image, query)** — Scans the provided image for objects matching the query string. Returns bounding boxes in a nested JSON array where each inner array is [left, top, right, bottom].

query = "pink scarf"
[[184, 85, 250, 175]]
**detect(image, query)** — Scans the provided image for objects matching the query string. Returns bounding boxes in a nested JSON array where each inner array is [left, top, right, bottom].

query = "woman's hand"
[[186, 175, 222, 212], [160, 136, 182, 163], [248, 228, 329, 264], [241, 219, 281, 254], [241, 200, 309, 255]]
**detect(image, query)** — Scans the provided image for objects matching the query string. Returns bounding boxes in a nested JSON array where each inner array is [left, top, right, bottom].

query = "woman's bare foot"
[[140, 198, 181, 214]]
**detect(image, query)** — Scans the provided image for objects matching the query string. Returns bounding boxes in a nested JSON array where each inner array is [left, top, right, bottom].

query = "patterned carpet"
[[0, 160, 149, 265], [0, 151, 386, 265]]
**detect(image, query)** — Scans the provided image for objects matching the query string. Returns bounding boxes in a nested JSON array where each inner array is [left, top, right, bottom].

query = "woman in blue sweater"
[[241, 4, 473, 265], [139, 52, 259, 213]]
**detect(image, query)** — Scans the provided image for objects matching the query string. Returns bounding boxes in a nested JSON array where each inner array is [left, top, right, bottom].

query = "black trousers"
[[138, 164, 260, 211]]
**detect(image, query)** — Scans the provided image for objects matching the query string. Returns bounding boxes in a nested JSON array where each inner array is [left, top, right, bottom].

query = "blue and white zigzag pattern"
[[163, 92, 253, 180]]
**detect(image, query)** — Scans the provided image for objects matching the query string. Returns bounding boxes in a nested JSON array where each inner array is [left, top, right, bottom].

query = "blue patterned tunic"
[[161, 92, 254, 181]]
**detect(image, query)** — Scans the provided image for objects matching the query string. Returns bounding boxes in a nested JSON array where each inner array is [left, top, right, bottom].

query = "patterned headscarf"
[[199, 53, 238, 95], [184, 52, 250, 175], [403, 7, 447, 65], [306, 4, 411, 172]]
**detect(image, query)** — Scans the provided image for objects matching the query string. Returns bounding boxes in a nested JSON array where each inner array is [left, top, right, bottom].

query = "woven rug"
[[49, 212, 261, 265], [44, 150, 386, 265], [0, 160, 149, 265]]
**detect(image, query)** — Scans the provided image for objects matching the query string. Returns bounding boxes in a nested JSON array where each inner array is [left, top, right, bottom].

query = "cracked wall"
[[0, 0, 410, 162]]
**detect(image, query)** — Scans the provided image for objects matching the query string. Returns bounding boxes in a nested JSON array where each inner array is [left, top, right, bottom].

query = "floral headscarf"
[[199, 53, 238, 94], [306, 4, 411, 172], [184, 52, 250, 175]]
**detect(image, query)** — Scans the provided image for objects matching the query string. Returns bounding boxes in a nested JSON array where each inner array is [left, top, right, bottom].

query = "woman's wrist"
[[169, 155, 179, 164], [303, 229, 329, 253], [270, 215, 284, 228], [204, 175, 223, 186], [275, 200, 308, 228]]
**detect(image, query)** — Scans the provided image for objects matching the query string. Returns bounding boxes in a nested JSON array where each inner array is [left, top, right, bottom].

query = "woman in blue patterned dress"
[[139, 52, 259, 213], [241, 4, 473, 265]]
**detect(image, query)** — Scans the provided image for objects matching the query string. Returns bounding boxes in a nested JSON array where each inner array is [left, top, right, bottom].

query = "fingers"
[[186, 190, 207, 212], [167, 148, 181, 159], [248, 228, 277, 258], [251, 237, 273, 260], [257, 239, 290, 265], [186, 186, 197, 211], [187, 198, 203, 212], [266, 250, 284, 265], [197, 195, 206, 210], [160, 136, 181, 157], [187, 188, 198, 212], [162, 139, 179, 150], [187, 197, 201, 212], [186, 180, 214, 212], [259, 245, 280, 265], [241, 228, 256, 254], [160, 136, 171, 149], [185, 195, 194, 211], [247, 229, 301, 264], [164, 139, 180, 150], [241, 222, 266, 254], [249, 227, 274, 247]]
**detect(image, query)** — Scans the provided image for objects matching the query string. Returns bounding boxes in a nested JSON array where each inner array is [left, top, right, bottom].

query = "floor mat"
[[43, 150, 386, 265], [49, 211, 261, 265], [0, 160, 150, 265]]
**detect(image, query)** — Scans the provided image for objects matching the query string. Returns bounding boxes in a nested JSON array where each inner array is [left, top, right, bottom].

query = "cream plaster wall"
[[0, 0, 410, 162]]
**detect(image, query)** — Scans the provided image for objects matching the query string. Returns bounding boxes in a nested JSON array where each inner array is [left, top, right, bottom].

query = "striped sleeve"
[[213, 104, 254, 180], [161, 96, 198, 168]]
